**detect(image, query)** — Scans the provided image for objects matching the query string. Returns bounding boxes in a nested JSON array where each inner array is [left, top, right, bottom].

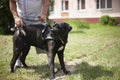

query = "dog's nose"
[[69, 26, 72, 32]]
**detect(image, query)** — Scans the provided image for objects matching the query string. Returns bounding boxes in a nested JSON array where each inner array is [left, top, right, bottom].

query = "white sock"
[[14, 59, 22, 69]]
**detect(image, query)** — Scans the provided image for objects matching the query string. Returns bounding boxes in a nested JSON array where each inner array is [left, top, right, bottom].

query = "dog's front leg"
[[57, 50, 70, 74], [47, 52, 55, 79], [47, 40, 56, 79]]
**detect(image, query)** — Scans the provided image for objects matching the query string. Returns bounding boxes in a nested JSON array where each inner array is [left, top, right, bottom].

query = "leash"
[[41, 23, 48, 40], [41, 23, 52, 40]]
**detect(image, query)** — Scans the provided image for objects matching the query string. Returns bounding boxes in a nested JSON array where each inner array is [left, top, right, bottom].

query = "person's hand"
[[39, 14, 47, 23], [14, 17, 23, 27]]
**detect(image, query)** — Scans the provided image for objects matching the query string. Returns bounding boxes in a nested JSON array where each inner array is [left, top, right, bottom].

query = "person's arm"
[[9, 0, 23, 27], [39, 0, 50, 22]]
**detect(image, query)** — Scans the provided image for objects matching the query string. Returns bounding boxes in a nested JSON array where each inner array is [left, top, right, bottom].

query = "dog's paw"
[[61, 68, 71, 75], [64, 70, 71, 75], [9, 68, 14, 73], [22, 65, 29, 69], [50, 77, 55, 80]]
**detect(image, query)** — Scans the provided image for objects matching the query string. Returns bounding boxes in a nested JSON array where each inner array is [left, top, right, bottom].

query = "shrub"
[[65, 20, 89, 31], [99, 15, 110, 25], [99, 15, 118, 26], [108, 17, 118, 26], [78, 21, 89, 29]]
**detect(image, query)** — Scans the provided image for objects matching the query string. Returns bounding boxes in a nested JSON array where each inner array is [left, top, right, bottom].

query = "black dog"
[[9, 22, 72, 79]]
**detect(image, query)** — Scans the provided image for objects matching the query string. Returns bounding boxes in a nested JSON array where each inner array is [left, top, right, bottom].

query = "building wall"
[[49, 0, 120, 23]]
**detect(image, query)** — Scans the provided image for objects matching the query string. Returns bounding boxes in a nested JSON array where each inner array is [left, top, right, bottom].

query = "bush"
[[0, 0, 14, 34], [65, 20, 89, 31], [100, 15, 110, 25], [108, 17, 118, 26], [78, 21, 90, 29], [99, 15, 118, 26]]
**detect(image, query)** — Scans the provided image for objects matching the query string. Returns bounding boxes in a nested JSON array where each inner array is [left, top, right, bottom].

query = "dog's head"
[[51, 22, 72, 37], [50, 22, 72, 44]]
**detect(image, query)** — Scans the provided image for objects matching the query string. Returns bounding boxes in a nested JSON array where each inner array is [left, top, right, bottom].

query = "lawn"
[[0, 24, 120, 80]]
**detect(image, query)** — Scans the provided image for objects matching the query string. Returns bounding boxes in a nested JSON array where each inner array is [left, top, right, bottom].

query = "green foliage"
[[65, 20, 90, 31], [100, 15, 110, 25], [108, 17, 118, 26], [0, 0, 14, 34], [99, 15, 118, 26]]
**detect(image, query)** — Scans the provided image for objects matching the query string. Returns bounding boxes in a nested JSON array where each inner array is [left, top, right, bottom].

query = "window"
[[62, 0, 69, 11], [78, 0, 86, 10], [107, 0, 112, 8], [49, 0, 54, 12], [97, 0, 112, 10]]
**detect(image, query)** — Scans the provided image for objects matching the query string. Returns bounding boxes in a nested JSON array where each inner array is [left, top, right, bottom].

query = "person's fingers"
[[39, 15, 46, 23], [15, 17, 23, 27]]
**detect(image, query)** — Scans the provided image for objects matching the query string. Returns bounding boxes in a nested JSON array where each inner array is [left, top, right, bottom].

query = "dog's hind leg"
[[20, 45, 30, 68], [10, 48, 22, 73], [10, 34, 25, 73]]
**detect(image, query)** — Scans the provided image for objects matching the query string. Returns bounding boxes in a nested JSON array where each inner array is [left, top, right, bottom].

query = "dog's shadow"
[[27, 64, 50, 78], [72, 62, 114, 80], [27, 63, 73, 79], [27, 63, 63, 79], [27, 61, 113, 80]]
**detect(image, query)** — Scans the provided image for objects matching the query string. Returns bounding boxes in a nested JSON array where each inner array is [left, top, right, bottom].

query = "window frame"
[[61, 0, 69, 12], [97, 0, 112, 10], [77, 0, 86, 11]]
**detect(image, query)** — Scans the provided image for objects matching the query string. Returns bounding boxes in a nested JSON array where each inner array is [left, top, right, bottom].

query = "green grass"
[[0, 24, 120, 80]]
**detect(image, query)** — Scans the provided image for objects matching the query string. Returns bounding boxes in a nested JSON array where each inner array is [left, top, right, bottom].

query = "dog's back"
[[13, 24, 46, 48]]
